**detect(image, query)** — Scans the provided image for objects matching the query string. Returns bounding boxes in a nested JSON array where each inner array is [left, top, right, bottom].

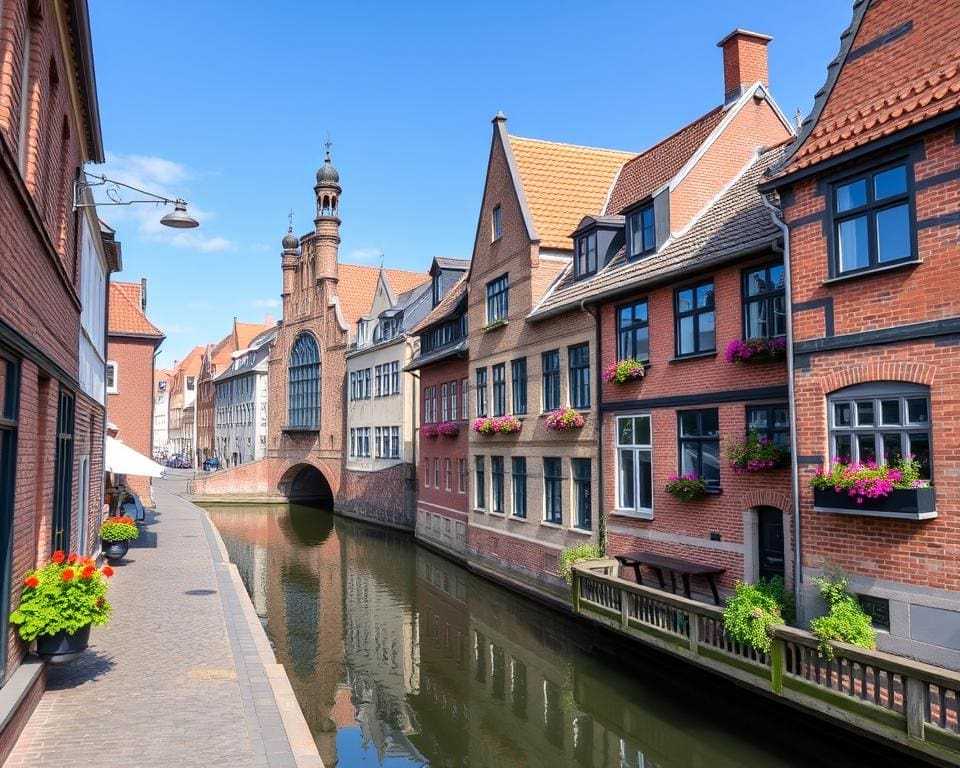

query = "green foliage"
[[809, 571, 876, 659], [664, 473, 708, 501], [722, 578, 790, 653], [558, 543, 602, 585], [10, 556, 112, 641], [99, 516, 139, 542], [725, 431, 788, 473]]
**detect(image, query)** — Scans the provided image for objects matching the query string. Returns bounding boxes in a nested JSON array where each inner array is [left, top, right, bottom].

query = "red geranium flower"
[[24, 576, 39, 588], [102, 566, 114, 578], [51, 550, 65, 564], [80, 565, 95, 580], [68, 553, 78, 564], [61, 569, 75, 582], [96, 597, 105, 607]]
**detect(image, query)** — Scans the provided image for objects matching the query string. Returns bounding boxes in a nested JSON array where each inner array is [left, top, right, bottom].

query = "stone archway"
[[278, 463, 334, 507], [741, 490, 794, 586]]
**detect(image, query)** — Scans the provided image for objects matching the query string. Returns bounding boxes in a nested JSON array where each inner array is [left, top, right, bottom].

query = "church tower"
[[313, 142, 341, 283], [279, 221, 299, 319]]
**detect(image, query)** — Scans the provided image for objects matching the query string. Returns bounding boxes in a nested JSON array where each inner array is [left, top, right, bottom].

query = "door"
[[757, 506, 785, 581]]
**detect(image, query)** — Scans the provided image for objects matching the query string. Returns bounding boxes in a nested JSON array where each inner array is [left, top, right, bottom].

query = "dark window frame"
[[491, 456, 504, 514], [475, 456, 486, 509], [492, 363, 506, 417], [572, 458, 591, 531], [674, 280, 716, 358], [475, 368, 488, 417], [541, 350, 561, 412], [511, 456, 526, 518], [574, 231, 598, 279], [741, 262, 786, 341], [616, 299, 649, 362], [51, 388, 74, 552], [627, 203, 656, 259], [677, 408, 720, 489], [746, 403, 790, 450], [486, 274, 509, 324], [543, 457, 562, 524], [0, 352, 20, 679], [510, 358, 527, 415], [568, 344, 590, 409]]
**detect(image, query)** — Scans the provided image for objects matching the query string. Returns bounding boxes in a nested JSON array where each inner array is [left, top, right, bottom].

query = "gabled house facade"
[[407, 261, 470, 557], [764, 0, 960, 666], [167, 345, 204, 464], [465, 115, 634, 595], [530, 30, 795, 600]]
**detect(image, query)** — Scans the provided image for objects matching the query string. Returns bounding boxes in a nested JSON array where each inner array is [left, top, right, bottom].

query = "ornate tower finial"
[[288, 208, 294, 229], [324, 134, 333, 160]]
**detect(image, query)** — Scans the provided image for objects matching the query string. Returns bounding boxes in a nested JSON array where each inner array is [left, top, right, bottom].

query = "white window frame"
[[615, 414, 654, 519]]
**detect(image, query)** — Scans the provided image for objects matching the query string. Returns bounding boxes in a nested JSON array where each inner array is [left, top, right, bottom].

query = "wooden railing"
[[572, 560, 960, 766]]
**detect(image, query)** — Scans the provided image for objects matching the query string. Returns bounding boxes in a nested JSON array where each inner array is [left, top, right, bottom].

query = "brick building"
[[0, 0, 112, 757], [167, 345, 203, 464], [106, 279, 164, 502], [764, 0, 960, 665], [530, 31, 795, 598], [464, 114, 633, 594], [407, 262, 470, 558]]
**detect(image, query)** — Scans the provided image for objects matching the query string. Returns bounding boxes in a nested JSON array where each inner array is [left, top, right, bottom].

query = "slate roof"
[[336, 264, 430, 327], [215, 327, 278, 383], [508, 136, 635, 251], [410, 274, 467, 335], [772, 0, 960, 180], [604, 107, 725, 214], [530, 146, 787, 320], [108, 282, 163, 337], [432, 256, 471, 271]]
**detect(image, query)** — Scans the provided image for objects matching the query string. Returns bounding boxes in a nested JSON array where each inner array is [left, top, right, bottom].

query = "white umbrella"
[[105, 436, 164, 478]]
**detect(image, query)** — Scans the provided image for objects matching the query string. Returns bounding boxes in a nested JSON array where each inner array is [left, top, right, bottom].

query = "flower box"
[[437, 421, 460, 437], [813, 487, 937, 520], [422, 424, 440, 439], [602, 359, 646, 385], [472, 416, 521, 435], [544, 408, 585, 431], [664, 473, 708, 502], [725, 338, 786, 364]]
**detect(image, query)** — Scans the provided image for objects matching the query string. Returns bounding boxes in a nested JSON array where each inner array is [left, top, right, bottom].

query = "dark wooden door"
[[757, 506, 785, 581]]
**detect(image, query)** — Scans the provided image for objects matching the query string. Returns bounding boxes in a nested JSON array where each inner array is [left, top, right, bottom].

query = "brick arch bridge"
[[190, 455, 341, 505]]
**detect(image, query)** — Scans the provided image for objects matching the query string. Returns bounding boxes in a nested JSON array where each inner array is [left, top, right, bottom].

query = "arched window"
[[288, 334, 320, 428]]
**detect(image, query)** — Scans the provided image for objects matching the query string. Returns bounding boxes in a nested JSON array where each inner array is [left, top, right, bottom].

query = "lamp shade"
[[160, 200, 199, 229]]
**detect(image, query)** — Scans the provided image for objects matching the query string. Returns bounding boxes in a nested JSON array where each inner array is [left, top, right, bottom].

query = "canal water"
[[203, 503, 917, 768]]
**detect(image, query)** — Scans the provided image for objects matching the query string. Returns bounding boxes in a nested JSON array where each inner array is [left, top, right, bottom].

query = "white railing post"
[[687, 609, 699, 654]]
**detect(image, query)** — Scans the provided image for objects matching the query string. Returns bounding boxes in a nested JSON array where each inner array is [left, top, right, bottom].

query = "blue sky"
[[89, 0, 852, 368]]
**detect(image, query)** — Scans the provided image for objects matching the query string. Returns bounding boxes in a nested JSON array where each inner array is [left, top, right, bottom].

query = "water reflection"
[[204, 503, 918, 768]]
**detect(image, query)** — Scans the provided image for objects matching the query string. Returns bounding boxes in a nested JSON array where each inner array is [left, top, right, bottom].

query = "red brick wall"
[[107, 335, 156, 500], [338, 464, 414, 529], [418, 355, 469, 515]]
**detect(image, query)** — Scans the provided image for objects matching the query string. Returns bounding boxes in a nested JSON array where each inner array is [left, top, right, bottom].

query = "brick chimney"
[[718, 29, 772, 105]]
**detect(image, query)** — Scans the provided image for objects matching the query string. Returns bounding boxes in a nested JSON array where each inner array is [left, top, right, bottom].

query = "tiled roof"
[[335, 264, 430, 327], [773, 0, 960, 179], [604, 107, 725, 215], [172, 346, 205, 387], [530, 146, 786, 320], [410, 274, 467, 334], [236, 321, 272, 349], [508, 136, 634, 251], [108, 281, 163, 337]]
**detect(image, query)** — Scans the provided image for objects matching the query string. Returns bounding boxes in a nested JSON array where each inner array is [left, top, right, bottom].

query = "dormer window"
[[432, 274, 442, 307], [357, 321, 366, 346], [574, 232, 598, 279], [627, 205, 656, 258]]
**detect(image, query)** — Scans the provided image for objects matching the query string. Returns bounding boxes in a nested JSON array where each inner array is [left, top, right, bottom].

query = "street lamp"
[[73, 170, 200, 228]]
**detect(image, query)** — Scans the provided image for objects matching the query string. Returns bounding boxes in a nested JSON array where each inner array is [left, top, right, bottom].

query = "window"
[[575, 232, 597, 278], [434, 458, 440, 488], [510, 358, 527, 415], [187, 376, 195, 391], [829, 382, 931, 478], [424, 457, 431, 487], [375, 427, 383, 458], [51, 389, 74, 552], [432, 274, 442, 307], [542, 350, 560, 411], [746, 404, 790, 450], [572, 458, 591, 530], [364, 369, 371, 398], [492, 205, 502, 241], [830, 161, 914, 276], [106, 361, 118, 394], [349, 428, 356, 457], [374, 365, 383, 397], [616, 301, 649, 362], [486, 274, 509, 324], [475, 457, 486, 509], [627, 204, 655, 258], [288, 334, 320, 428], [568, 344, 590, 409], [391, 426, 400, 458], [360, 427, 370, 457], [461, 378, 469, 420], [476, 368, 488, 417], [391, 361, 400, 394], [492, 364, 506, 417], [743, 263, 786, 340], [675, 281, 715, 357], [511, 457, 526, 518], [423, 386, 434, 424], [491, 456, 504, 514], [458, 458, 467, 494], [678, 409, 720, 488], [857, 594, 891, 632], [450, 381, 458, 421], [543, 458, 562, 524], [616, 415, 653, 515], [431, 385, 438, 423], [444, 458, 452, 491], [441, 383, 448, 421]]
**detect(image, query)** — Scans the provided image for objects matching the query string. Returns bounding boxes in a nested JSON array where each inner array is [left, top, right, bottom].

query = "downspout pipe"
[[581, 298, 605, 556], [761, 192, 802, 608]]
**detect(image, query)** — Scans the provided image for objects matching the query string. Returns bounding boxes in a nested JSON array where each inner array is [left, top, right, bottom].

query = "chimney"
[[264, 313, 275, 326], [718, 29, 772, 105], [140, 277, 148, 312]]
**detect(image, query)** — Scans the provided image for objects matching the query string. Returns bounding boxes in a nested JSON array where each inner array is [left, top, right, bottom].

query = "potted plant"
[[437, 421, 460, 437], [725, 338, 787, 364], [472, 416, 522, 435], [810, 456, 934, 517], [100, 515, 138, 561], [726, 431, 788, 473], [602, 359, 646, 385], [722, 577, 793, 653], [422, 423, 440, 439], [10, 551, 113, 664], [665, 473, 708, 501], [544, 408, 585, 431]]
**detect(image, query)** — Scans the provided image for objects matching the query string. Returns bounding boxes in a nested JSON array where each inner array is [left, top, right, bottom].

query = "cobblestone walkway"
[[7, 477, 319, 767]]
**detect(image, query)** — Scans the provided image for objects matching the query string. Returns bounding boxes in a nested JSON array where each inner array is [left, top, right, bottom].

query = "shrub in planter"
[[100, 515, 139, 543], [602, 359, 646, 385], [726, 431, 788, 473], [472, 416, 522, 435], [436, 421, 460, 437], [10, 552, 113, 644], [725, 337, 786, 363], [422, 423, 439, 439], [722, 577, 792, 653], [810, 456, 926, 505], [544, 408, 585, 431], [809, 571, 875, 658], [558, 542, 602, 585], [664, 473, 708, 501]]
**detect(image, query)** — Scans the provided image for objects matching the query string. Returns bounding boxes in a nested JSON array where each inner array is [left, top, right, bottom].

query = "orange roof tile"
[[776, 0, 960, 178], [508, 136, 634, 251], [108, 281, 163, 337], [335, 263, 429, 327], [604, 107, 725, 214], [236, 321, 272, 349]]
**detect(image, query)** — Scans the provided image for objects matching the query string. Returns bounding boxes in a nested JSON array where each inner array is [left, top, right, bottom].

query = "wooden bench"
[[613, 550, 726, 605]]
